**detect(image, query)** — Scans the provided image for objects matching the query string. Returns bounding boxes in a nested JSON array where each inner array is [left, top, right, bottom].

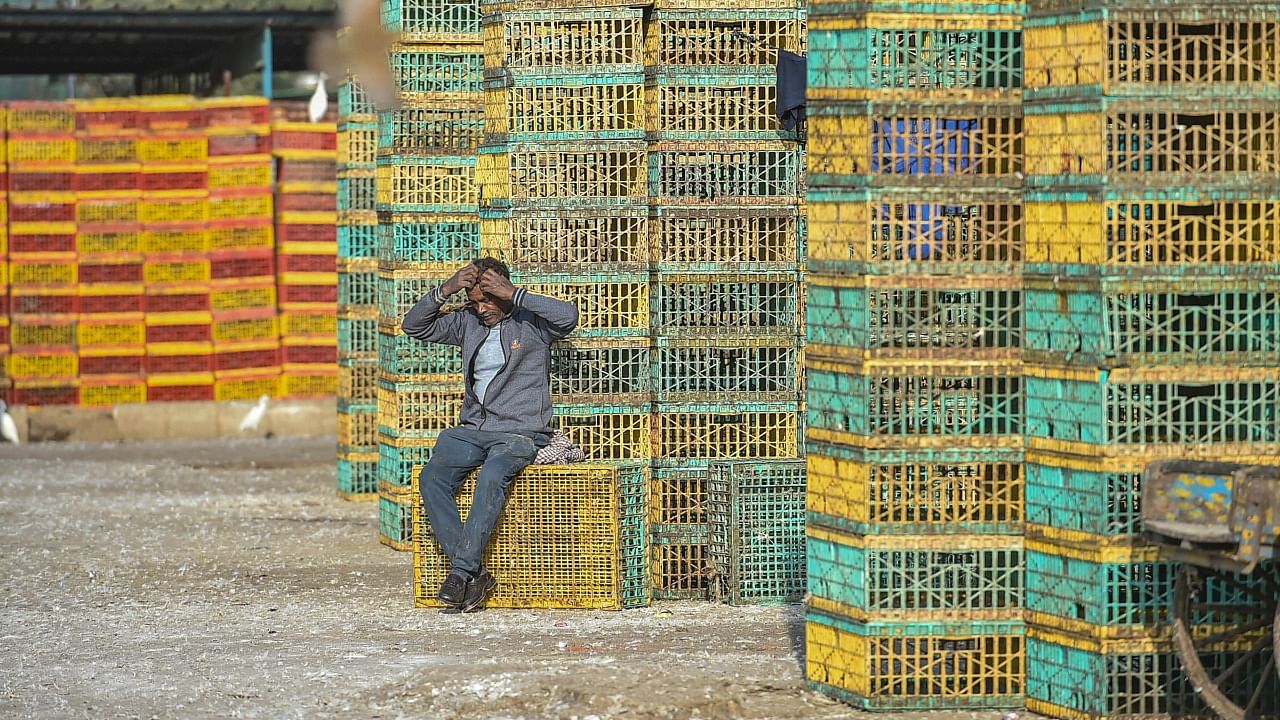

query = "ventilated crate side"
[[1024, 191, 1280, 274], [378, 214, 481, 268], [808, 527, 1023, 621], [807, 612, 1025, 710], [806, 443, 1024, 536], [497, 207, 650, 269], [807, 101, 1024, 189], [807, 359, 1023, 449], [1024, 8, 1280, 99], [645, 10, 808, 68], [652, 271, 802, 337], [486, 75, 645, 142], [707, 459, 807, 605], [378, 104, 484, 156], [654, 401, 800, 460], [1024, 276, 1280, 367], [1024, 365, 1280, 457], [550, 338, 652, 404], [1025, 97, 1280, 188], [649, 142, 804, 205], [807, 274, 1022, 361], [654, 336, 802, 402], [809, 15, 1024, 100], [483, 9, 644, 75], [651, 206, 801, 271]]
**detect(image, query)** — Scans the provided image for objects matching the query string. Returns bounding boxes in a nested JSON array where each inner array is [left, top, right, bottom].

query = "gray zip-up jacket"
[[401, 285, 579, 435]]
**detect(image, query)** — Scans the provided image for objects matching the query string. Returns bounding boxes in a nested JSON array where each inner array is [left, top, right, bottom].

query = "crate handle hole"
[[1175, 23, 1215, 36], [1175, 204, 1214, 217], [1175, 114, 1214, 128], [1175, 294, 1215, 307], [1176, 384, 1216, 399]]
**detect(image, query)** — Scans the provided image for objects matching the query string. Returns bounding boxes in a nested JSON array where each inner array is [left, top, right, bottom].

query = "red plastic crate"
[[79, 350, 146, 376], [210, 249, 275, 280], [146, 344, 215, 374], [9, 228, 76, 253], [9, 288, 78, 315], [281, 341, 338, 365], [140, 101, 204, 131], [9, 167, 75, 193], [147, 379, 215, 403], [204, 100, 270, 127], [81, 286, 146, 314], [10, 382, 79, 407], [272, 126, 337, 152], [276, 252, 337, 273], [145, 314, 213, 344], [275, 193, 336, 212], [144, 288, 211, 314], [75, 104, 139, 133], [278, 284, 338, 304], [276, 158, 336, 184], [275, 223, 337, 244], [9, 198, 76, 223], [207, 131, 272, 157], [140, 166, 207, 192], [214, 341, 280, 372], [75, 167, 140, 194], [79, 256, 145, 284]]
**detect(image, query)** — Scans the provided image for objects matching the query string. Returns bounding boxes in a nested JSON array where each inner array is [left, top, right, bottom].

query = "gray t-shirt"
[[472, 321, 505, 404]]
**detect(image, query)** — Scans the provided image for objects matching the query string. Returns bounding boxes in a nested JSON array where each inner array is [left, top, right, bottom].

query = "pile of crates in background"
[[1, 97, 334, 408], [644, 3, 808, 604], [374, 0, 483, 548], [206, 97, 280, 403], [804, 0, 1028, 709], [272, 114, 339, 400], [1021, 1, 1280, 717], [336, 75, 380, 500], [4, 101, 80, 406], [0, 108, 7, 399]]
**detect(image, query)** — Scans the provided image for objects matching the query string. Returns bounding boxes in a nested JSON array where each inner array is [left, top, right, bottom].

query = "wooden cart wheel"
[[1172, 565, 1280, 720]]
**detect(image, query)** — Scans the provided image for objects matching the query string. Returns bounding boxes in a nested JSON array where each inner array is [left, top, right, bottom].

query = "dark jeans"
[[419, 426, 544, 578]]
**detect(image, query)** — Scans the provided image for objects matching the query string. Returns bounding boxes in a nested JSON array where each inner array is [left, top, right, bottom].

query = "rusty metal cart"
[[1143, 460, 1280, 720]]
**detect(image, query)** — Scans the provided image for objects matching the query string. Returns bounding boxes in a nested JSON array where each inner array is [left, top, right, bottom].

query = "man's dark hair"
[[472, 257, 510, 279]]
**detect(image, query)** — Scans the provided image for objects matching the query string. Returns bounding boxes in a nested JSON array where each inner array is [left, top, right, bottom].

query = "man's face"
[[468, 285, 507, 327]]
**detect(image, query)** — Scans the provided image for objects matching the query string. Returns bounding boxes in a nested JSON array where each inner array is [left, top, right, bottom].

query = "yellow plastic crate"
[[280, 309, 338, 338], [137, 134, 208, 163], [280, 364, 339, 397], [77, 137, 138, 163], [207, 191, 273, 221], [12, 317, 77, 347], [8, 253, 77, 286], [412, 464, 638, 610], [77, 196, 141, 225], [337, 405, 378, 448], [80, 376, 148, 407], [6, 102, 75, 132], [214, 370, 281, 401], [8, 135, 77, 163], [140, 193, 208, 224], [143, 256, 212, 284], [5, 352, 78, 379], [210, 281, 277, 311], [212, 312, 279, 343], [77, 314, 146, 347], [207, 155, 273, 189], [78, 227, 143, 255]]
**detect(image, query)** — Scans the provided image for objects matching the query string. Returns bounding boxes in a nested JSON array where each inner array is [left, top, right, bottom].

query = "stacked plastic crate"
[[1021, 2, 1280, 717], [136, 97, 215, 404], [272, 117, 339, 400], [74, 99, 147, 406], [0, 107, 7, 400], [205, 97, 281, 402], [375, 0, 484, 550], [804, 0, 1027, 709], [5, 102, 81, 407], [644, 4, 809, 603], [336, 76, 380, 500]]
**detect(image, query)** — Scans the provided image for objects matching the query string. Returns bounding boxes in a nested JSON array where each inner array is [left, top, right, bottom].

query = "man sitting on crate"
[[402, 257, 579, 612]]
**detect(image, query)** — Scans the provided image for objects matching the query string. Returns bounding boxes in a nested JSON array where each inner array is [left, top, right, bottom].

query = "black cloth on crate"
[[775, 49, 807, 131]]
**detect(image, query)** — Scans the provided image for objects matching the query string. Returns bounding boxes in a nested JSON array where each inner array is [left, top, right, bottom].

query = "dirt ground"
[[0, 437, 1018, 720]]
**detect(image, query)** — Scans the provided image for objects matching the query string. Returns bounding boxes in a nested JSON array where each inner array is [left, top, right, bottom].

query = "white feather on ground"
[[0, 401, 19, 445], [238, 395, 271, 433]]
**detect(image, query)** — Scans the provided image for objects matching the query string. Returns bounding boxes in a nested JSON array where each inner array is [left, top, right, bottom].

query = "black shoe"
[[437, 572, 468, 607], [460, 568, 497, 613]]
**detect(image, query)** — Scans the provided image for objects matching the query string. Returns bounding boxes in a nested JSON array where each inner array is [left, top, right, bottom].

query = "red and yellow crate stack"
[[135, 96, 213, 403], [272, 116, 339, 399], [5, 101, 80, 406], [206, 97, 281, 402], [74, 98, 147, 406]]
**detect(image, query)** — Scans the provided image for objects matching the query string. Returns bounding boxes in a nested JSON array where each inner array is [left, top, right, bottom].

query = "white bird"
[[0, 400, 19, 445], [239, 395, 271, 433], [308, 72, 329, 124]]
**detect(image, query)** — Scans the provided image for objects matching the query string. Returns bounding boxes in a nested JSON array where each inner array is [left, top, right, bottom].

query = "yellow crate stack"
[[204, 97, 280, 402], [374, 0, 483, 548], [5, 101, 81, 407], [271, 116, 338, 399]]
